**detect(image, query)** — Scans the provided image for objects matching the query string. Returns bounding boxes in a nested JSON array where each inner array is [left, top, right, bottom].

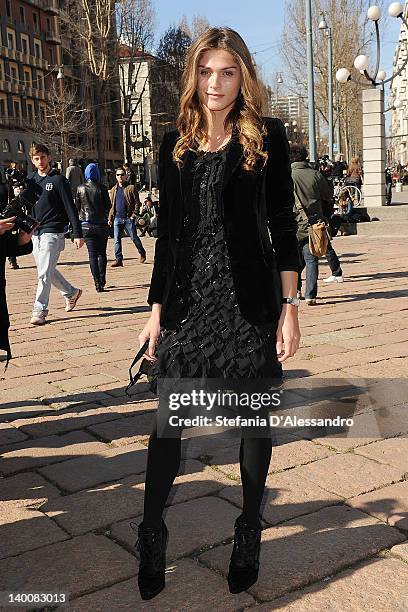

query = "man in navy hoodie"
[[24, 144, 84, 325]]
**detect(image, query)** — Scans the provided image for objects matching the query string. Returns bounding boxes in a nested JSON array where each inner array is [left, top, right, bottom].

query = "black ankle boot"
[[227, 515, 262, 594], [94, 277, 104, 292], [134, 520, 168, 600], [100, 274, 106, 288]]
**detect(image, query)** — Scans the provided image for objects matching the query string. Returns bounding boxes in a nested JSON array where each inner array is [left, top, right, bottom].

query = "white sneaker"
[[30, 312, 47, 325], [323, 275, 344, 283], [305, 298, 317, 305], [65, 288, 82, 312]]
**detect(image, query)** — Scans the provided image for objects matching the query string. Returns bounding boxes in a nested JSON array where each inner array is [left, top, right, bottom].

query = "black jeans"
[[83, 225, 109, 282]]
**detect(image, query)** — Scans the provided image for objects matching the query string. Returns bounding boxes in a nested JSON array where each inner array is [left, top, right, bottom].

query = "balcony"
[[44, 0, 60, 15], [46, 31, 62, 45], [0, 80, 11, 93], [0, 116, 26, 130]]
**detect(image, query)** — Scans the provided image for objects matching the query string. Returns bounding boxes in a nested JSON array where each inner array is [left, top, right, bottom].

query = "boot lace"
[[131, 522, 165, 572]]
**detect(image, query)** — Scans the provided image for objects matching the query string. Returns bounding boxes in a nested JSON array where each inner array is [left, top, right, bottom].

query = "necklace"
[[199, 133, 232, 154]]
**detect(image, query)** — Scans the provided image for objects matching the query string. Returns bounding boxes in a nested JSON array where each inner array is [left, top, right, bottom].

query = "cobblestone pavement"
[[1, 235, 407, 611]]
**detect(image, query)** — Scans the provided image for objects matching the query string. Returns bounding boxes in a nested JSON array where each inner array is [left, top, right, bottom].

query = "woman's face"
[[197, 49, 241, 114]]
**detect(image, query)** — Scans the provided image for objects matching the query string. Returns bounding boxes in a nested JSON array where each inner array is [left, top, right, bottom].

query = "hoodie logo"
[[45, 183, 53, 191]]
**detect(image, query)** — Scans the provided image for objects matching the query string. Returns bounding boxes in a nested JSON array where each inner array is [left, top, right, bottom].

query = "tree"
[[59, 0, 119, 170], [116, 0, 156, 164], [280, 0, 384, 160], [25, 80, 93, 169], [179, 14, 210, 40], [157, 25, 192, 72]]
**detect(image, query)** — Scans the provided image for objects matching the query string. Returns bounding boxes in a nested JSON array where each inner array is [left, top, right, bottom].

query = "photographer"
[[23, 143, 84, 326], [2, 166, 26, 269], [0, 216, 33, 367]]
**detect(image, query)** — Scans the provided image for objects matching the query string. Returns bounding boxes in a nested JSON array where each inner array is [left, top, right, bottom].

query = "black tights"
[[142, 424, 272, 529]]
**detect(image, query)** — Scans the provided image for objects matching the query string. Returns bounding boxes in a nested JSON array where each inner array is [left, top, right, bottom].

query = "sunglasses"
[[125, 340, 152, 396], [116, 172, 125, 176]]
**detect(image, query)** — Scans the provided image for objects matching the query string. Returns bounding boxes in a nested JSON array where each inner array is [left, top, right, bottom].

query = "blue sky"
[[153, 0, 402, 92]]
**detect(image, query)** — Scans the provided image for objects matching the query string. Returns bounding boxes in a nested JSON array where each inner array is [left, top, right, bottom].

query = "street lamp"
[[336, 3, 408, 207], [318, 12, 334, 160], [305, 0, 317, 162], [336, 3, 408, 88]]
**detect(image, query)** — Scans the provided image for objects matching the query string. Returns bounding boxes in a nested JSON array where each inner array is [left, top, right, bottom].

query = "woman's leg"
[[142, 421, 182, 528], [84, 232, 100, 281], [96, 227, 108, 282], [239, 434, 272, 526]]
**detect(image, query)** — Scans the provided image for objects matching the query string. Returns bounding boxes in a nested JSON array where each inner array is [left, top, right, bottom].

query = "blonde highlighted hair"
[[173, 27, 267, 171]]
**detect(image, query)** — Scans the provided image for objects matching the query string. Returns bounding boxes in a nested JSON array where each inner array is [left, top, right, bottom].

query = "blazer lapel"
[[222, 138, 244, 191], [178, 148, 196, 208]]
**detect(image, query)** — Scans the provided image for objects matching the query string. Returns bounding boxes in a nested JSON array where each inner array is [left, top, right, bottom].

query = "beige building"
[[391, 0, 408, 165], [118, 48, 178, 187], [0, 0, 61, 173]]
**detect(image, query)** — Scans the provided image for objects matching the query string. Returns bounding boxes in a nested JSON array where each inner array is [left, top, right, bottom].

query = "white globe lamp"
[[336, 68, 351, 83], [388, 2, 404, 18]]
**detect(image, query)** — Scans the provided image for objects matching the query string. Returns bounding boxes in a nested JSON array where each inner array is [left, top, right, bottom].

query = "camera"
[[5, 168, 27, 188], [0, 194, 38, 234]]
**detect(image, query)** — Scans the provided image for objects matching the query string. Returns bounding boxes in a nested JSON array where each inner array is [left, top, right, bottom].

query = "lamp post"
[[318, 12, 334, 160], [305, 0, 317, 162], [336, 3, 408, 206]]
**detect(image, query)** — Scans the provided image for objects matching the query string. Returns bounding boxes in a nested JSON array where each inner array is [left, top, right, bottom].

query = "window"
[[13, 98, 22, 118], [6, 0, 11, 17], [17, 140, 25, 153], [23, 67, 31, 86], [7, 29, 16, 50], [0, 60, 4, 82], [37, 70, 44, 90], [26, 101, 34, 124], [19, 6, 25, 23], [2, 139, 11, 153], [33, 13, 39, 32], [21, 34, 29, 56], [0, 96, 7, 118], [39, 104, 46, 121], [34, 40, 42, 60], [49, 48, 54, 65], [46, 18, 51, 32], [10, 64, 18, 83]]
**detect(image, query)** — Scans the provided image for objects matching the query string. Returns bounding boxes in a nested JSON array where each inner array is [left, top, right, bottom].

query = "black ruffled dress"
[[148, 145, 282, 390]]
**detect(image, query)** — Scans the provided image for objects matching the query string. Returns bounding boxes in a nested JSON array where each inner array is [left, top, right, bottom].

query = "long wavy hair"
[[173, 27, 267, 171]]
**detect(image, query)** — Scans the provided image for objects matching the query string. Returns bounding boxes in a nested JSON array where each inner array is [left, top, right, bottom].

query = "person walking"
[[290, 144, 343, 304], [123, 162, 137, 185], [134, 27, 300, 600], [65, 158, 84, 199], [76, 163, 111, 292], [23, 144, 84, 325], [108, 167, 146, 266]]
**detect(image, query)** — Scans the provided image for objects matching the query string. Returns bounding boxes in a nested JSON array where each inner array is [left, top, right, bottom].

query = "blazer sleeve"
[[265, 118, 300, 272], [147, 132, 171, 305]]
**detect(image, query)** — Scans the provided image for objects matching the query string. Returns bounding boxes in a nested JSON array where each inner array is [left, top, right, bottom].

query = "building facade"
[[391, 0, 408, 165], [118, 49, 178, 187], [0, 0, 61, 174]]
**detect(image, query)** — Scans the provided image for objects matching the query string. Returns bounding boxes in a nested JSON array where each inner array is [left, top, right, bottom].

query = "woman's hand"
[[0, 217, 16, 235], [276, 305, 301, 362], [138, 304, 161, 362]]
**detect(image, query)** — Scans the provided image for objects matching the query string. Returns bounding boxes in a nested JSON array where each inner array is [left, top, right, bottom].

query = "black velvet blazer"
[[147, 117, 299, 328]]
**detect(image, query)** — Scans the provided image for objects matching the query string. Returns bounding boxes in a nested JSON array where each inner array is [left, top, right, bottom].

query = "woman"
[[346, 156, 364, 190], [136, 27, 300, 600], [75, 163, 111, 292]]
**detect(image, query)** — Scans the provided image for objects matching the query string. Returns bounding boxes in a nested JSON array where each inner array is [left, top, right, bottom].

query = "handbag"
[[125, 340, 153, 396], [294, 191, 331, 257]]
